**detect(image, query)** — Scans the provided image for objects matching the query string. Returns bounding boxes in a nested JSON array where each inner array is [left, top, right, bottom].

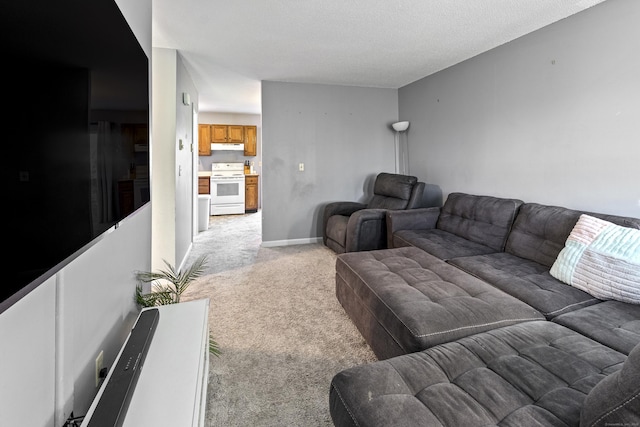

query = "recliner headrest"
[[373, 173, 418, 200]]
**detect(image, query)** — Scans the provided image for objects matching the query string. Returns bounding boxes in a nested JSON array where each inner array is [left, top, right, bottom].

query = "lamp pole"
[[391, 121, 410, 175], [394, 131, 400, 174]]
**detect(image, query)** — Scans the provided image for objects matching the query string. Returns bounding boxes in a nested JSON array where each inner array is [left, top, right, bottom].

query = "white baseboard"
[[261, 237, 323, 247]]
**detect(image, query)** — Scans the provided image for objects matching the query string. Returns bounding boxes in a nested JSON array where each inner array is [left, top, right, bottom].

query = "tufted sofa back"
[[436, 192, 524, 251], [505, 203, 640, 267]]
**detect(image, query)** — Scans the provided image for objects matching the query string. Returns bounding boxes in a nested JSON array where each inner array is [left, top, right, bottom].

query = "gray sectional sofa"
[[330, 192, 640, 427]]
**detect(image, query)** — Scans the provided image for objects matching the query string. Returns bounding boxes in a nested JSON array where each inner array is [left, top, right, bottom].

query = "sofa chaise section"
[[330, 321, 637, 427], [335, 246, 544, 360], [552, 300, 640, 355]]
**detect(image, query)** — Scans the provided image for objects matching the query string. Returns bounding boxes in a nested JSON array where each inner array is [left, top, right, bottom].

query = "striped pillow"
[[550, 214, 640, 304]]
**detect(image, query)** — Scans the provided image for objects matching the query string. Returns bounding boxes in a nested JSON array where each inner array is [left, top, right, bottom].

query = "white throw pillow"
[[550, 214, 640, 304]]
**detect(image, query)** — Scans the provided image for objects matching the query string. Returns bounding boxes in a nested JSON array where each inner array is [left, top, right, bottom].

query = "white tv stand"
[[81, 299, 210, 426]]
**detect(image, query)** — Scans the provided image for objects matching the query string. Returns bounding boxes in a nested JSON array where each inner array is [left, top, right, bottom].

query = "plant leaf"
[[209, 333, 221, 357], [134, 255, 209, 307]]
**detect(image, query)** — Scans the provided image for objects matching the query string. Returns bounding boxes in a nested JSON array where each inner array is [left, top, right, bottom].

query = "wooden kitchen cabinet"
[[245, 175, 258, 213], [198, 124, 211, 155], [198, 176, 210, 194], [244, 125, 257, 156], [211, 125, 227, 143], [211, 125, 244, 143], [228, 125, 244, 142]]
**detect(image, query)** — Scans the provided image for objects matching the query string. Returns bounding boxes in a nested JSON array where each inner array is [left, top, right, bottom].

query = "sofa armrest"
[[345, 208, 388, 252], [323, 201, 368, 244], [386, 207, 441, 248]]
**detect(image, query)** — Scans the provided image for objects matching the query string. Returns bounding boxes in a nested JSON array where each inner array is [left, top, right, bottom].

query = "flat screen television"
[[1, 0, 150, 313]]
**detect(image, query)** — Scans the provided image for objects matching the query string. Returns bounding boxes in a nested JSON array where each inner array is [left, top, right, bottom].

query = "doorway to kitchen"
[[186, 210, 262, 276]]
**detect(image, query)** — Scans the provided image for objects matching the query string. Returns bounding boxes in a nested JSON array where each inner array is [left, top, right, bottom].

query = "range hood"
[[211, 142, 244, 151]]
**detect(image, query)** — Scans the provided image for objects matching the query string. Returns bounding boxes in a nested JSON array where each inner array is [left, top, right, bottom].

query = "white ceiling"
[[152, 0, 607, 114]]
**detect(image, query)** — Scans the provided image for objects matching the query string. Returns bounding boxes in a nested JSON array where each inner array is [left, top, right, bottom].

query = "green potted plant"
[[135, 255, 220, 356]]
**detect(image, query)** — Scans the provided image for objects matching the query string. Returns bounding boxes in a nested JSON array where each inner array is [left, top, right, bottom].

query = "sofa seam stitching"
[[589, 388, 640, 427], [546, 299, 600, 317], [330, 381, 361, 427], [414, 317, 543, 338]]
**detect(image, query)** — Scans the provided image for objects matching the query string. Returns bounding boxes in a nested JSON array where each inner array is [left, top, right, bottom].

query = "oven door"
[[210, 177, 245, 215]]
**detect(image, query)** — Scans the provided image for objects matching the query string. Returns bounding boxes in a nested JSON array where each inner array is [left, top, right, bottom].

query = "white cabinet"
[[82, 299, 210, 427]]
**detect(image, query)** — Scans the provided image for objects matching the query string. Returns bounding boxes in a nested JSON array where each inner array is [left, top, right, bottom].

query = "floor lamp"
[[392, 121, 410, 175]]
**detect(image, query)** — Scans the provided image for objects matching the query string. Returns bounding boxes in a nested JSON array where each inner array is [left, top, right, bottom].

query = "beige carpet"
[[183, 213, 377, 426]]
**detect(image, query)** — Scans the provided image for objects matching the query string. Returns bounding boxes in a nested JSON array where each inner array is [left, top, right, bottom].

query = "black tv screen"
[[1, 0, 150, 313]]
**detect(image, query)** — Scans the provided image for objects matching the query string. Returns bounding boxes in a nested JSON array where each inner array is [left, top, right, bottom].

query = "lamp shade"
[[392, 121, 410, 132]]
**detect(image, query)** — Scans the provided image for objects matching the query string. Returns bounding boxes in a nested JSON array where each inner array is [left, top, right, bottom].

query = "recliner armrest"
[[323, 201, 368, 244], [345, 208, 388, 252], [386, 207, 441, 248], [324, 201, 367, 217]]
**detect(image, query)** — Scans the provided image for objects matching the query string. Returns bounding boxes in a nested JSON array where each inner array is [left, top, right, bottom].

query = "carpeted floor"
[[183, 212, 377, 426]]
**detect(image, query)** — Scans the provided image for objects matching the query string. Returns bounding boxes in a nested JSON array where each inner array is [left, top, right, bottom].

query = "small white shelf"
[[82, 299, 210, 427]]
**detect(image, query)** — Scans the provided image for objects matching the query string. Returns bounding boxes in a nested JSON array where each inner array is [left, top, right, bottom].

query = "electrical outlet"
[[299, 163, 304, 171], [95, 350, 104, 387]]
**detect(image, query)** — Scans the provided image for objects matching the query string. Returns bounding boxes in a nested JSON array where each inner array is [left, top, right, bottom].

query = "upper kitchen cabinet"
[[244, 125, 257, 156], [198, 124, 211, 156], [199, 123, 256, 156], [212, 125, 244, 143]]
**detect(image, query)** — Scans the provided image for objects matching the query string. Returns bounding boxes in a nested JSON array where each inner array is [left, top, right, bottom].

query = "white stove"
[[210, 163, 246, 215], [211, 162, 245, 179]]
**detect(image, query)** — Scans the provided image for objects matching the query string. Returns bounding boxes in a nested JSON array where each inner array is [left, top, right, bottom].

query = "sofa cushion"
[[335, 247, 544, 359], [330, 321, 626, 427], [392, 228, 500, 260], [553, 301, 640, 355], [550, 214, 640, 304], [449, 252, 600, 318], [436, 192, 524, 252]]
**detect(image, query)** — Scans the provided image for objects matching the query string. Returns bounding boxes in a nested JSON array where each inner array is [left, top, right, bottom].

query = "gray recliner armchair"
[[323, 173, 425, 254]]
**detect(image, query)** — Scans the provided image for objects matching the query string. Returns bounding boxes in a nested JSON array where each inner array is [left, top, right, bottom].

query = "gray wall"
[[261, 82, 399, 244], [0, 1, 152, 425], [400, 0, 640, 217]]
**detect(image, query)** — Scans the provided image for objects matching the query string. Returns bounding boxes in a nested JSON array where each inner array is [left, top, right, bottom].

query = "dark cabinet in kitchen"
[[198, 176, 210, 194], [245, 175, 258, 212]]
